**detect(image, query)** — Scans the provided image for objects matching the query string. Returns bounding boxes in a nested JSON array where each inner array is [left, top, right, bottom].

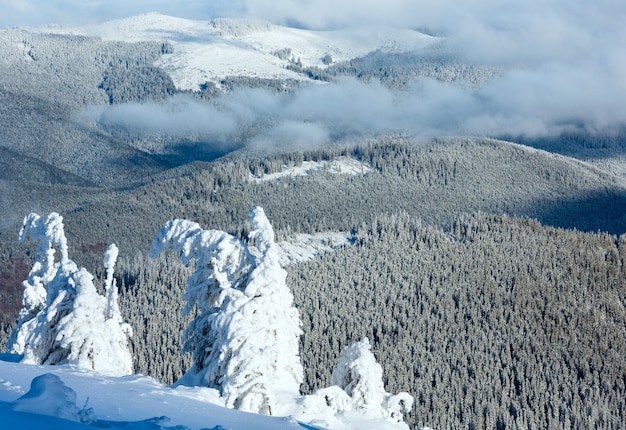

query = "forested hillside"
[[293, 214, 626, 429], [41, 207, 624, 429], [51, 136, 626, 265], [292, 46, 502, 90], [0, 30, 175, 189]]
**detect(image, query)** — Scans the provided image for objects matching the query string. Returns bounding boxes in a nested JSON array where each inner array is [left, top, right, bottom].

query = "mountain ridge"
[[35, 12, 438, 90]]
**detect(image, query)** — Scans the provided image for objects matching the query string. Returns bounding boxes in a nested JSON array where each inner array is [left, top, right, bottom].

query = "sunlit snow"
[[37, 13, 437, 91], [0, 355, 414, 429], [278, 231, 354, 266], [249, 157, 372, 183], [0, 357, 305, 429]]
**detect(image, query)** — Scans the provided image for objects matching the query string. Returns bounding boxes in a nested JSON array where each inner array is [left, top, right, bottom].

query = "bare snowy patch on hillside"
[[278, 231, 354, 266], [249, 157, 372, 183]]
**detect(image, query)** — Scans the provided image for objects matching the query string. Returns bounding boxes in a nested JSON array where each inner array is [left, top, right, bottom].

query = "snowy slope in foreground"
[[39, 13, 437, 90], [0, 358, 410, 430], [0, 357, 289, 430]]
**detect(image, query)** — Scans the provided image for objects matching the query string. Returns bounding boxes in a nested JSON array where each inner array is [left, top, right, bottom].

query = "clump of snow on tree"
[[8, 213, 68, 346], [6, 212, 133, 376], [150, 206, 303, 415], [302, 338, 413, 424]]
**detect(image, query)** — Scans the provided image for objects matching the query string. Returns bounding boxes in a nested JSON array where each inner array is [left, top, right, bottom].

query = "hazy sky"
[[1, 0, 623, 33]]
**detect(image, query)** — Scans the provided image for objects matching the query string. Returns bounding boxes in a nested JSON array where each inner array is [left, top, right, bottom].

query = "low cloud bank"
[[88, 60, 626, 151]]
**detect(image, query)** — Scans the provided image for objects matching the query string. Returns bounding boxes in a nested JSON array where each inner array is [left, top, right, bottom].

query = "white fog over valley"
[[0, 1, 625, 429]]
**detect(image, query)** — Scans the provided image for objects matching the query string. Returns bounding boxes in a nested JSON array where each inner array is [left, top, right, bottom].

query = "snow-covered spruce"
[[6, 213, 68, 352], [304, 338, 413, 423], [6, 213, 133, 376], [150, 206, 303, 415]]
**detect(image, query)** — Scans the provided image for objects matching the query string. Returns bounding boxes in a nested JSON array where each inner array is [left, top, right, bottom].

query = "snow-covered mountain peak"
[[36, 12, 439, 91], [208, 18, 275, 38]]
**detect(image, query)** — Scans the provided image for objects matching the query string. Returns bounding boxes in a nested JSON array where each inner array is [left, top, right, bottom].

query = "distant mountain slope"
[[0, 88, 169, 187], [0, 29, 170, 108], [39, 12, 438, 91], [0, 147, 92, 186], [0, 29, 191, 194], [37, 136, 625, 274]]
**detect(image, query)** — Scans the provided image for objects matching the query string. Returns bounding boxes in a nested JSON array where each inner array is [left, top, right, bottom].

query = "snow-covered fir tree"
[[150, 206, 303, 415], [304, 338, 413, 423], [6, 212, 133, 376], [6, 213, 67, 352], [332, 338, 413, 422]]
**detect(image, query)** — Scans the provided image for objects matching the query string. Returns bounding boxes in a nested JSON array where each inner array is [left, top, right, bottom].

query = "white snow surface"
[[0, 357, 301, 429], [278, 231, 354, 266], [38, 12, 437, 91], [0, 357, 413, 429], [249, 157, 373, 183]]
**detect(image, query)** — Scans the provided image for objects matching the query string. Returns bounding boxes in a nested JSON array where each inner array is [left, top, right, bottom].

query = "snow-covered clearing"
[[249, 157, 372, 183], [278, 231, 354, 266], [38, 13, 437, 91]]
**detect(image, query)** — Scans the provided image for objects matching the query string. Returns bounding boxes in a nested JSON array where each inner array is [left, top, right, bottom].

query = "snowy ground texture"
[[0, 356, 414, 430]]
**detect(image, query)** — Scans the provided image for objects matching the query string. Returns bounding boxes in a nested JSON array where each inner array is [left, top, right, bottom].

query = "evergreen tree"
[[6, 213, 133, 376], [306, 338, 413, 424], [150, 206, 303, 415], [7, 212, 69, 356]]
